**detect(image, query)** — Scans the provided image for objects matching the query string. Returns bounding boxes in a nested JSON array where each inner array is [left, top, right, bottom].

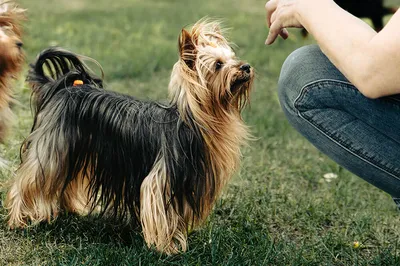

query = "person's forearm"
[[296, 0, 379, 97]]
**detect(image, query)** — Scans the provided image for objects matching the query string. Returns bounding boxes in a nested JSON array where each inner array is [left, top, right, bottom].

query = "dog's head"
[[169, 19, 254, 119], [0, 1, 25, 74]]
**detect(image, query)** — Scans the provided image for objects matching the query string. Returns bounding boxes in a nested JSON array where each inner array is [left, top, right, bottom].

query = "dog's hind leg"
[[61, 173, 91, 215], [6, 155, 60, 227], [5, 130, 68, 228]]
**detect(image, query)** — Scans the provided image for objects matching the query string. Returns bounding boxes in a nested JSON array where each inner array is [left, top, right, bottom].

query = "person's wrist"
[[295, 0, 311, 26], [296, 0, 333, 28]]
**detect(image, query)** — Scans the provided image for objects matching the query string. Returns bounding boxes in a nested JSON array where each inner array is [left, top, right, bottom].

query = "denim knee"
[[276, 46, 400, 199], [278, 45, 349, 116]]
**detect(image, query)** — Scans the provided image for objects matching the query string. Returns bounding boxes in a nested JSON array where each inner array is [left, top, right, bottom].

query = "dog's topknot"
[[27, 47, 103, 111]]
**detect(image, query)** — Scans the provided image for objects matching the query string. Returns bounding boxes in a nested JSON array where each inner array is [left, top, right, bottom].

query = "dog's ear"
[[212, 24, 222, 35], [0, 2, 26, 20], [178, 29, 197, 69], [0, 2, 26, 36]]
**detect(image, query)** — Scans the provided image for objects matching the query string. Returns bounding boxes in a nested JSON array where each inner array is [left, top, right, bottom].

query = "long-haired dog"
[[5, 20, 254, 254], [0, 1, 25, 148]]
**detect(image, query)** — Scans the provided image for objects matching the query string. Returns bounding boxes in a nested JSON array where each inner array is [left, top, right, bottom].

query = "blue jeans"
[[278, 45, 400, 208]]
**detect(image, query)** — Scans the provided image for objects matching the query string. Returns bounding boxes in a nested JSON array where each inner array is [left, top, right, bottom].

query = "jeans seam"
[[293, 79, 400, 182]]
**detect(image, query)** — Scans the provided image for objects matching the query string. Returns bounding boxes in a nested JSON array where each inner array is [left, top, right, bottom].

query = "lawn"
[[0, 0, 399, 265]]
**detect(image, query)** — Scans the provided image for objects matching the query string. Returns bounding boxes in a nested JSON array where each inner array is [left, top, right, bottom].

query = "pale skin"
[[265, 0, 400, 99]]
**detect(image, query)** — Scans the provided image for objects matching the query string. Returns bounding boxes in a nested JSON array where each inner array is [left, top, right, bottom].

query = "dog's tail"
[[27, 47, 103, 109]]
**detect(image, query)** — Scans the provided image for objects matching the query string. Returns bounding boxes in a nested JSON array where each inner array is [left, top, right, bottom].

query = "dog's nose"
[[16, 41, 23, 48], [240, 63, 251, 73]]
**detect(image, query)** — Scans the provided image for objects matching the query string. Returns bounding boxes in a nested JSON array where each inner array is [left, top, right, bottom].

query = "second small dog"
[[6, 20, 254, 254], [0, 1, 25, 144]]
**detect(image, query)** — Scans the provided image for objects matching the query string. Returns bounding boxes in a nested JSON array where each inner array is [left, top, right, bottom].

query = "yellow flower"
[[353, 241, 360, 248]]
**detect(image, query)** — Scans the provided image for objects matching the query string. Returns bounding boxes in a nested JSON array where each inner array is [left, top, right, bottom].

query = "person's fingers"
[[279, 28, 289, 39], [265, 0, 277, 27], [265, 20, 282, 44], [265, 29, 289, 44], [270, 8, 278, 25], [265, 0, 291, 44]]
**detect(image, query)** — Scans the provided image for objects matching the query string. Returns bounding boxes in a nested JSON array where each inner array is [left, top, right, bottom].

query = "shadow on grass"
[[1, 191, 400, 265], [0, 194, 280, 265], [0, 200, 143, 247]]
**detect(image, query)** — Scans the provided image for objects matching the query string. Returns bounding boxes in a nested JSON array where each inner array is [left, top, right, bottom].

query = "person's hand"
[[265, 0, 304, 45]]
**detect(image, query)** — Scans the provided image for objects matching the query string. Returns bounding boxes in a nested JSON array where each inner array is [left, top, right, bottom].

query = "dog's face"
[[0, 2, 25, 73], [195, 35, 253, 111], [0, 26, 23, 72], [169, 20, 253, 113]]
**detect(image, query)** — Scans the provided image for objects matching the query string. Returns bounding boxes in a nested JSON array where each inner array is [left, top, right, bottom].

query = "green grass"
[[0, 0, 399, 265]]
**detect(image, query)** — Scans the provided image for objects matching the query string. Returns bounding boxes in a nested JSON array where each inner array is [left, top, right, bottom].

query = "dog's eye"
[[215, 61, 223, 71]]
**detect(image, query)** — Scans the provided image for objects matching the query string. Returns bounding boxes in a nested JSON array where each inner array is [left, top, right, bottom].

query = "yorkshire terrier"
[[0, 1, 25, 147], [5, 20, 254, 254]]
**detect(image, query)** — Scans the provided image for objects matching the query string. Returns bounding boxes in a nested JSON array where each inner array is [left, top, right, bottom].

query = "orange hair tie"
[[73, 80, 84, 86]]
